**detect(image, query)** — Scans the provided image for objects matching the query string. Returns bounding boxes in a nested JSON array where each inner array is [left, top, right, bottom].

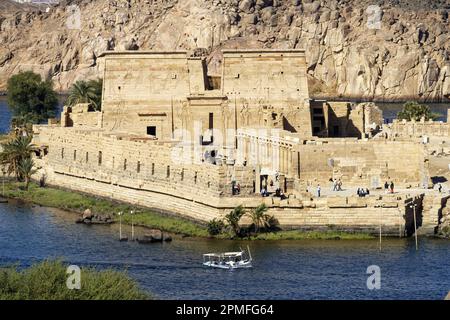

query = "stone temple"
[[32, 49, 435, 235]]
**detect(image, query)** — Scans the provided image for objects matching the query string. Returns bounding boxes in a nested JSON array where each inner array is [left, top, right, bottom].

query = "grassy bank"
[[0, 260, 150, 300], [1, 181, 374, 240], [2, 181, 209, 237], [247, 230, 374, 240]]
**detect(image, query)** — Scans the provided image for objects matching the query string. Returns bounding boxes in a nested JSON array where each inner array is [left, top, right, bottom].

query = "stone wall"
[[390, 119, 450, 138], [32, 125, 433, 234], [298, 139, 427, 188]]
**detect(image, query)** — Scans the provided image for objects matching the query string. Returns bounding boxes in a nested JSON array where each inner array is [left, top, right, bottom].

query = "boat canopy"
[[203, 252, 243, 257]]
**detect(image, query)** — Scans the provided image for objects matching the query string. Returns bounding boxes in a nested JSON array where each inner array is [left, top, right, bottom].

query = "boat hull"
[[203, 261, 252, 269]]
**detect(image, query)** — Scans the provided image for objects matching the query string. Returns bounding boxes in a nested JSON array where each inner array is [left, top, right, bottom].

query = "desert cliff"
[[0, 0, 448, 101]]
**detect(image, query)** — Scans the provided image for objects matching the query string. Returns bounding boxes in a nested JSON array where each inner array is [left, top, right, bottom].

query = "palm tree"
[[66, 80, 102, 110], [18, 157, 37, 190], [11, 113, 35, 136], [224, 205, 246, 237], [247, 203, 272, 233], [0, 135, 37, 180]]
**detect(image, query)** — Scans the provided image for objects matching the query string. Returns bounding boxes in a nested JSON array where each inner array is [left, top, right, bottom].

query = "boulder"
[[255, 0, 273, 9], [303, 1, 320, 14], [239, 0, 255, 14], [163, 234, 173, 242], [142, 229, 163, 242], [242, 13, 257, 25], [82, 209, 93, 220]]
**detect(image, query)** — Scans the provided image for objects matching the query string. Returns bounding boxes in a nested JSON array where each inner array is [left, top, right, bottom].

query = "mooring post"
[[377, 199, 383, 252], [406, 200, 419, 251], [131, 210, 135, 241], [118, 211, 123, 240], [412, 203, 418, 251]]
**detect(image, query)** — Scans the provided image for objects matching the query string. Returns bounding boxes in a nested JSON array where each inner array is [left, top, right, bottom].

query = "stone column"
[[287, 147, 292, 177], [281, 146, 287, 174], [255, 164, 261, 194]]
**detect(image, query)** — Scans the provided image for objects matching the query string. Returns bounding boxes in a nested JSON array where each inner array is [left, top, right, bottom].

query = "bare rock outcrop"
[[0, 0, 448, 101]]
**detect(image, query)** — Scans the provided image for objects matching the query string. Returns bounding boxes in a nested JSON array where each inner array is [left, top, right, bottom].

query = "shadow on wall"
[[404, 195, 424, 237], [431, 176, 448, 184]]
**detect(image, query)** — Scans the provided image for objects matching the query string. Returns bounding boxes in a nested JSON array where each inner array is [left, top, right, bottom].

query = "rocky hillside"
[[0, 0, 449, 101]]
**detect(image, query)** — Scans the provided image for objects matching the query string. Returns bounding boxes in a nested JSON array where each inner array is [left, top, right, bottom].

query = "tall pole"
[[234, 91, 238, 149], [379, 203, 382, 252], [412, 204, 418, 251], [118, 211, 123, 240], [131, 210, 135, 241]]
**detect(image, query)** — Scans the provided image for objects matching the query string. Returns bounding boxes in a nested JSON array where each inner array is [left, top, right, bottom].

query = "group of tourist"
[[329, 178, 343, 191], [384, 181, 395, 193], [232, 183, 241, 195], [260, 187, 286, 200], [357, 188, 370, 197], [275, 188, 287, 200]]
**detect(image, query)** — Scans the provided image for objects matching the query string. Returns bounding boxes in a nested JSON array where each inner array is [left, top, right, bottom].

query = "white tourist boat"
[[203, 246, 253, 269]]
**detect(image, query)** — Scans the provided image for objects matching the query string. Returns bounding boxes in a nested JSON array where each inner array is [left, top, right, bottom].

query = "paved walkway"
[[308, 185, 449, 198]]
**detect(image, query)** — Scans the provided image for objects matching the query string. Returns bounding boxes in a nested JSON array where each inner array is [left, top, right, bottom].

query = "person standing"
[[390, 181, 394, 193], [438, 183, 442, 193], [384, 181, 389, 193], [317, 184, 321, 197]]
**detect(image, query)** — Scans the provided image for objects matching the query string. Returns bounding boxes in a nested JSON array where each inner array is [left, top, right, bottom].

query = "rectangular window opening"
[[147, 126, 156, 136]]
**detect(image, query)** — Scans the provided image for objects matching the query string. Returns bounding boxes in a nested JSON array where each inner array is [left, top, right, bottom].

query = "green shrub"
[[207, 218, 225, 236], [397, 101, 440, 121], [0, 260, 150, 300]]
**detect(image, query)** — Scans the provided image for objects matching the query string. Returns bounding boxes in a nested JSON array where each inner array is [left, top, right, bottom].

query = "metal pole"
[[379, 204, 382, 252], [119, 215, 122, 239], [131, 210, 134, 241], [118, 212, 122, 240], [413, 204, 418, 251]]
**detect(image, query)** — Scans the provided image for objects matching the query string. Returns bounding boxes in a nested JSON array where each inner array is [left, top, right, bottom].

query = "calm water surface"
[[0, 202, 449, 300]]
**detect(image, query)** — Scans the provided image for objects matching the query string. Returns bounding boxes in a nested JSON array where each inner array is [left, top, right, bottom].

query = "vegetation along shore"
[[1, 181, 374, 240], [0, 260, 150, 300]]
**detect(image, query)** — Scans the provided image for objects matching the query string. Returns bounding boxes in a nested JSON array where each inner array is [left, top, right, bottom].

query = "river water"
[[0, 201, 449, 300]]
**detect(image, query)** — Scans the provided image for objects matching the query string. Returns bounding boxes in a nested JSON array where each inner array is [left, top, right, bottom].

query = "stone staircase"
[[418, 194, 450, 235]]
